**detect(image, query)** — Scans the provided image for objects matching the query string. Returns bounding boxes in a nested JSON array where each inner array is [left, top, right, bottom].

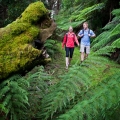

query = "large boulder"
[[0, 1, 56, 80]]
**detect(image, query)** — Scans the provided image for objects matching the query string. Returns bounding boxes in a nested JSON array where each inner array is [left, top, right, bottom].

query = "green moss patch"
[[20, 1, 48, 23], [0, 1, 50, 80]]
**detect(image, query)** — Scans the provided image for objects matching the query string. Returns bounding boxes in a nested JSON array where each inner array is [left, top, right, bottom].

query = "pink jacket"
[[62, 32, 79, 48]]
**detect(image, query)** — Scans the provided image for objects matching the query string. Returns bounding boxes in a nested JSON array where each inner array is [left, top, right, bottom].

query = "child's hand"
[[62, 46, 64, 49]]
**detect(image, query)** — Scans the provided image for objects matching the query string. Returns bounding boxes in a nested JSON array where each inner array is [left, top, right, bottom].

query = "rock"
[[0, 1, 55, 80]]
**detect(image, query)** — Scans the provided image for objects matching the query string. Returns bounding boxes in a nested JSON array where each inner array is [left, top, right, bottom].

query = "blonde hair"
[[69, 26, 73, 30]]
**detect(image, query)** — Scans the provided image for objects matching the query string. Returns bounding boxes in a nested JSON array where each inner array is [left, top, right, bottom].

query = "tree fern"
[[70, 3, 104, 21], [92, 8, 120, 53], [56, 2, 104, 30], [103, 9, 120, 31]]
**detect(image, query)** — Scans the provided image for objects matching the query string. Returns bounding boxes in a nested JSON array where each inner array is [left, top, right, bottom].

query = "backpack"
[[78, 29, 91, 43]]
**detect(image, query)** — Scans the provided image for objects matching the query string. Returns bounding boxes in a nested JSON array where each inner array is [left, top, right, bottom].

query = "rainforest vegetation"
[[0, 0, 120, 120]]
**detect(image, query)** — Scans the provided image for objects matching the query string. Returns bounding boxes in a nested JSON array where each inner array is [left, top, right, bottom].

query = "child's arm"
[[62, 34, 67, 49]]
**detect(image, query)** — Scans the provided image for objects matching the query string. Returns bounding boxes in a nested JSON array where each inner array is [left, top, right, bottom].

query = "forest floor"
[[44, 43, 78, 83], [44, 42, 120, 84]]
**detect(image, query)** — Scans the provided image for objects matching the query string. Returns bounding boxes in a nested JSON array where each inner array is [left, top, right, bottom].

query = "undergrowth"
[[0, 2, 120, 120]]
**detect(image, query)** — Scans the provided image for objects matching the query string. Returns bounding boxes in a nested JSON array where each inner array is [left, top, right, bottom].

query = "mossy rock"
[[0, 1, 53, 80]]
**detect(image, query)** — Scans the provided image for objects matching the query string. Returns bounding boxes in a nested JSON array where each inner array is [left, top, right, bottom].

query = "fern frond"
[[0, 104, 8, 114], [110, 24, 120, 37], [44, 39, 58, 57], [45, 39, 56, 44], [91, 31, 111, 51], [0, 86, 10, 99], [70, 3, 104, 21], [103, 21, 117, 30], [56, 3, 104, 30], [0, 75, 29, 120], [92, 8, 120, 54], [112, 8, 120, 17], [93, 46, 115, 56], [112, 38, 120, 48], [24, 66, 51, 119], [103, 10, 120, 31], [57, 72, 120, 120]]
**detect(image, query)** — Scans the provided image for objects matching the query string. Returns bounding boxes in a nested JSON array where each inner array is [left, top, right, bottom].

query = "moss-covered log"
[[0, 1, 56, 80]]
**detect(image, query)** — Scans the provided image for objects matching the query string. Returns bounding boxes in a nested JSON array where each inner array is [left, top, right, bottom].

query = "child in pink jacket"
[[62, 26, 79, 69]]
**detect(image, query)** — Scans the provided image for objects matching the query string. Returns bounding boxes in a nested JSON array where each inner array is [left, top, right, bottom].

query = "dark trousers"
[[65, 47, 74, 58]]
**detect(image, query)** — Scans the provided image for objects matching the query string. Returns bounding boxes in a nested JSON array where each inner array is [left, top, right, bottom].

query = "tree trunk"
[[0, 1, 56, 80]]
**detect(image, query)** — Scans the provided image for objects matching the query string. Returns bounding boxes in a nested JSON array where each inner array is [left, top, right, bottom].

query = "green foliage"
[[39, 53, 120, 120], [0, 1, 120, 120], [70, 3, 104, 21], [44, 39, 58, 57], [112, 38, 120, 48], [56, 2, 104, 30], [0, 46, 120, 120], [0, 0, 39, 27], [24, 66, 52, 119], [62, 0, 73, 9], [57, 72, 120, 120], [92, 8, 120, 61], [0, 66, 51, 120], [0, 75, 29, 120]]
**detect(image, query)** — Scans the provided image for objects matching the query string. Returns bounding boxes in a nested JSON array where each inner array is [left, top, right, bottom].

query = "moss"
[[0, 44, 41, 79], [0, 1, 51, 80], [9, 22, 31, 35], [20, 1, 48, 23], [13, 26, 40, 45]]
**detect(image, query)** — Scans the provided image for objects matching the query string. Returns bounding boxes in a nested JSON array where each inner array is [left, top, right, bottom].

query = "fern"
[[103, 9, 120, 31], [93, 46, 115, 56], [40, 65, 92, 119], [112, 38, 120, 48], [57, 72, 120, 120], [24, 66, 52, 119], [0, 66, 52, 120], [39, 53, 119, 120], [70, 3, 104, 21], [56, 3, 104, 30], [44, 39, 58, 57], [0, 75, 29, 120], [91, 9, 120, 64], [112, 8, 120, 17], [92, 8, 120, 61]]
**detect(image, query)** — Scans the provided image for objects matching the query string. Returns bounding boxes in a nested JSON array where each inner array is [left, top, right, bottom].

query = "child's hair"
[[69, 26, 73, 30]]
